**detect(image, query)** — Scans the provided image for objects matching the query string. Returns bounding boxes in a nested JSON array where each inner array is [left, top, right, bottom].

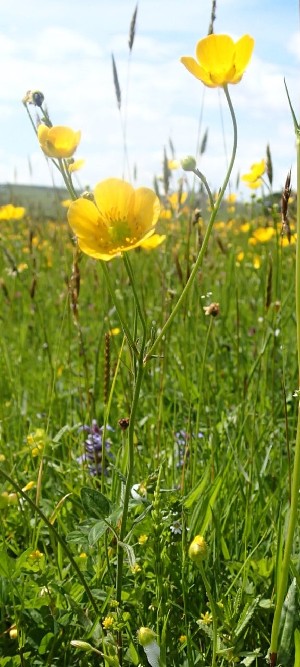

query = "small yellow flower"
[[240, 222, 250, 233], [22, 481, 35, 492], [226, 193, 237, 204], [189, 535, 208, 563], [38, 124, 81, 159], [200, 611, 213, 625], [168, 159, 180, 170], [27, 428, 47, 456], [0, 204, 26, 220], [131, 563, 142, 574], [79, 552, 87, 559], [61, 199, 73, 208], [137, 627, 156, 646], [253, 227, 275, 243], [102, 615, 115, 630], [0, 454, 5, 462], [181, 34, 254, 87], [241, 159, 265, 188], [236, 251, 244, 263], [9, 626, 18, 640], [109, 327, 121, 336], [179, 635, 187, 644], [159, 208, 172, 220], [17, 262, 28, 273], [168, 192, 188, 209], [68, 178, 160, 261], [29, 549, 44, 560], [253, 255, 261, 269], [138, 534, 148, 545]]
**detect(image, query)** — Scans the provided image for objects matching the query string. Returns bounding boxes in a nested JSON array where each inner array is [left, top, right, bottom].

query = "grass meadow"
[[0, 9, 299, 667]]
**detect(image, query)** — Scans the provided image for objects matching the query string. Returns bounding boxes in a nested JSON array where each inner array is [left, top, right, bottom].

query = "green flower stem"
[[192, 168, 215, 210], [116, 356, 145, 605], [198, 562, 218, 667], [58, 158, 78, 201], [100, 262, 138, 358], [269, 127, 300, 666], [123, 253, 147, 344], [101, 335, 126, 493], [144, 84, 237, 364], [0, 467, 100, 619]]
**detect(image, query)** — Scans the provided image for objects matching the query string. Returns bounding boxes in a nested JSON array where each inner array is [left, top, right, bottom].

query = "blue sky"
[[1, 0, 299, 199]]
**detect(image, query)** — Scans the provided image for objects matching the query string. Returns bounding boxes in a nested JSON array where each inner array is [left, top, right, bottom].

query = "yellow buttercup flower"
[[180, 34, 254, 88], [68, 178, 160, 261], [0, 204, 26, 220], [252, 227, 275, 243], [241, 159, 265, 188], [37, 124, 81, 159]]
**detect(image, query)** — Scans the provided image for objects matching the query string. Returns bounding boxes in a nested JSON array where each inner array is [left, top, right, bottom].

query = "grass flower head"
[[38, 124, 81, 159], [180, 34, 254, 87], [68, 178, 160, 261]]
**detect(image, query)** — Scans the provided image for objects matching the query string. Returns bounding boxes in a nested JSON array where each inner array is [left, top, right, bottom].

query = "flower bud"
[[181, 155, 197, 172], [137, 627, 157, 647], [22, 90, 45, 107], [70, 640, 93, 651], [188, 535, 208, 563]]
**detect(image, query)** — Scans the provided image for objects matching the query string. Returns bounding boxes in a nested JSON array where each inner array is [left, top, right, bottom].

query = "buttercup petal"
[[68, 199, 102, 242], [133, 188, 161, 234], [180, 57, 214, 86], [196, 34, 235, 73], [94, 179, 135, 220], [234, 35, 255, 76]]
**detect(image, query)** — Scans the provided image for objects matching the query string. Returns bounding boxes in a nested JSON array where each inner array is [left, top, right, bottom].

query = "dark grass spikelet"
[[173, 251, 184, 285], [169, 137, 175, 159], [199, 128, 209, 156], [128, 4, 138, 52], [153, 176, 160, 197], [265, 255, 273, 310], [281, 169, 292, 243], [69, 251, 81, 319], [207, 0, 217, 35], [104, 332, 111, 405], [112, 54, 121, 110], [266, 144, 273, 187], [163, 147, 170, 195]]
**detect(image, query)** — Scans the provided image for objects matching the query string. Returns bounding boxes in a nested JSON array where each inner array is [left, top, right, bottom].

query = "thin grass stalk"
[[115, 357, 145, 605], [269, 124, 300, 666], [144, 84, 237, 364]]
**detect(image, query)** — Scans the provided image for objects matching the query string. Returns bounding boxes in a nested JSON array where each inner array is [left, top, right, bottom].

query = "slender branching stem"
[[144, 84, 237, 364]]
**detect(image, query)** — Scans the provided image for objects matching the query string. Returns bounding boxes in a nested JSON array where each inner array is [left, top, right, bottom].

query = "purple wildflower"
[[77, 420, 113, 476]]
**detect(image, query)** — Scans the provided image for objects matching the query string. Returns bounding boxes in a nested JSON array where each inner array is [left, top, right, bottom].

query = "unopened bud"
[[81, 191, 95, 202], [70, 640, 93, 651], [188, 535, 208, 564], [22, 90, 44, 107], [137, 627, 157, 647], [181, 155, 197, 172]]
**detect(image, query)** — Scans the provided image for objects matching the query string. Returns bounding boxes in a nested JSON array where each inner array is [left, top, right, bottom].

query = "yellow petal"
[[180, 56, 215, 87], [68, 159, 85, 173], [140, 234, 166, 250], [233, 35, 255, 79], [133, 187, 161, 234], [94, 179, 135, 220], [196, 34, 236, 85], [68, 199, 105, 249]]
